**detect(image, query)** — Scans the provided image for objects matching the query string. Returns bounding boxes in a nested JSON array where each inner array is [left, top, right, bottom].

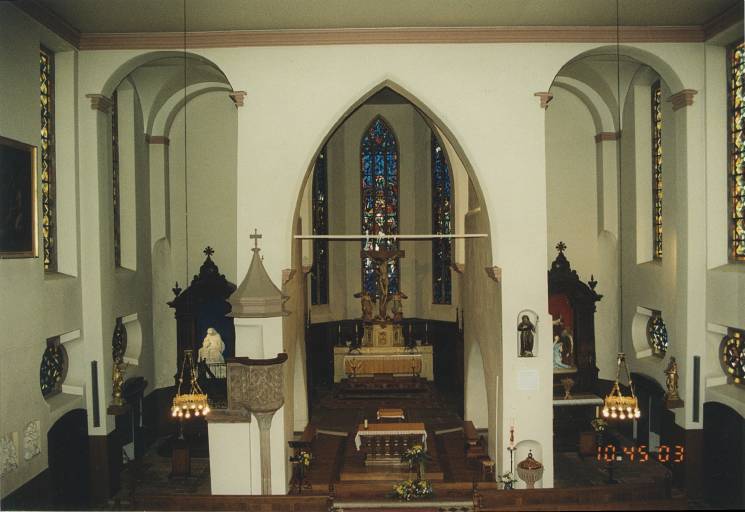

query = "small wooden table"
[[377, 408, 405, 421], [355, 422, 427, 466]]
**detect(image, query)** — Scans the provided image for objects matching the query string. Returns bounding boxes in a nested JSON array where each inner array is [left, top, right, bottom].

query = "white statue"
[[199, 327, 225, 364]]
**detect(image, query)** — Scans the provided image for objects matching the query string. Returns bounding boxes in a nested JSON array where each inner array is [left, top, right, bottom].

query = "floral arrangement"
[[400, 444, 428, 465], [591, 418, 607, 432], [392, 479, 433, 501], [498, 471, 518, 490], [290, 450, 312, 467]]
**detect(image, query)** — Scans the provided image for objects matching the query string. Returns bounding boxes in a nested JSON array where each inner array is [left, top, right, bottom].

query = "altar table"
[[333, 346, 433, 382]]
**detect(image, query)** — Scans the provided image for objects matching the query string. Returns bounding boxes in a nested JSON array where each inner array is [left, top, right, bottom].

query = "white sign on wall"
[[517, 369, 539, 391]]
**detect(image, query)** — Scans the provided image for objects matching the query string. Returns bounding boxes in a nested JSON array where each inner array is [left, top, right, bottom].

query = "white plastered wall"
[[0, 5, 83, 497]]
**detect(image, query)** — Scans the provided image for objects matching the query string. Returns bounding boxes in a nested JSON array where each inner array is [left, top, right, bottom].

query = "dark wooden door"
[[704, 402, 745, 509], [47, 408, 89, 509]]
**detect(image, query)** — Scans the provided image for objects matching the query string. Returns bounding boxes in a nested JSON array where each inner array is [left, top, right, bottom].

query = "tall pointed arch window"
[[729, 40, 745, 261], [431, 132, 452, 304], [40, 46, 56, 271], [651, 80, 663, 261], [311, 146, 329, 305], [361, 116, 399, 294]]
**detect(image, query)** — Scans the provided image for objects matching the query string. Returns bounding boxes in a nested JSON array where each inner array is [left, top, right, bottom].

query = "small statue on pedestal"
[[112, 361, 128, 406], [664, 357, 684, 408], [391, 292, 407, 322], [360, 293, 374, 322]]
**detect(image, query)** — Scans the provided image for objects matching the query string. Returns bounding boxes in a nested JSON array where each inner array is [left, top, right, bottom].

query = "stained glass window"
[[652, 80, 663, 261], [729, 41, 745, 261], [39, 337, 67, 398], [361, 116, 399, 295], [646, 311, 668, 356], [112, 317, 127, 363], [720, 329, 744, 386], [111, 90, 121, 267], [311, 146, 329, 305], [40, 47, 56, 272], [431, 132, 452, 304]]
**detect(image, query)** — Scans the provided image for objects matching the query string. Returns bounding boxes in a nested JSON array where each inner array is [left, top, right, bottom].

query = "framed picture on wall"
[[0, 135, 38, 258]]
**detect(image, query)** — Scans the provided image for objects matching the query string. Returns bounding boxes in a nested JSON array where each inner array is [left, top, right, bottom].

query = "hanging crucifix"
[[360, 246, 406, 321]]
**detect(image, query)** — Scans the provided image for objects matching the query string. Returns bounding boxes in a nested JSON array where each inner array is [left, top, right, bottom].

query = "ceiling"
[[33, 0, 741, 33]]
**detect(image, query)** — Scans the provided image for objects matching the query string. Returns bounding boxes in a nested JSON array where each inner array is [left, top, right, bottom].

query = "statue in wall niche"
[[199, 327, 226, 364], [518, 315, 536, 357]]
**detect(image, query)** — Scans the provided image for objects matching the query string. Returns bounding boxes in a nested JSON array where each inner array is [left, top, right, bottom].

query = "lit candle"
[[509, 425, 515, 449], [364, 419, 368, 429]]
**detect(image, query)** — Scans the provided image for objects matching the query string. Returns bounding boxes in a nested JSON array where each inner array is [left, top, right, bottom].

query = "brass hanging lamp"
[[602, 353, 640, 420], [171, 349, 210, 419], [601, 0, 639, 423]]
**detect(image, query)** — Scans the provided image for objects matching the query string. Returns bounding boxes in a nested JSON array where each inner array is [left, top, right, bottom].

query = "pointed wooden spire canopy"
[[229, 229, 288, 318]]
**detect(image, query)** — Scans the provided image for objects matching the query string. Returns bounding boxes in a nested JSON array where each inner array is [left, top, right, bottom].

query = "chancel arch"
[[289, 80, 501, 471]]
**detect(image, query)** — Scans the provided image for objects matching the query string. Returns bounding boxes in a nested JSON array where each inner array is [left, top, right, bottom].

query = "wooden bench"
[[476, 479, 673, 511], [463, 420, 479, 446], [289, 424, 317, 455], [135, 495, 331, 511]]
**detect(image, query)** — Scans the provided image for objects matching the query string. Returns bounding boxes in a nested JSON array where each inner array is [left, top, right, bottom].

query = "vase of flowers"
[[498, 471, 518, 490], [392, 479, 433, 501], [289, 450, 312, 492], [401, 444, 429, 480]]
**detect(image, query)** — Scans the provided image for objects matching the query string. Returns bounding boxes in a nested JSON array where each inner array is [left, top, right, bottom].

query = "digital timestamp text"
[[596, 444, 685, 463]]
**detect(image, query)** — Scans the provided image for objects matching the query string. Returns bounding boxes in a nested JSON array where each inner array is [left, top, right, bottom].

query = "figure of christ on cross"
[[359, 247, 405, 321]]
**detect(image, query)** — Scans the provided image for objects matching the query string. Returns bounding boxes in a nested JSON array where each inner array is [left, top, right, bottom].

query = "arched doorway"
[[48, 408, 89, 508]]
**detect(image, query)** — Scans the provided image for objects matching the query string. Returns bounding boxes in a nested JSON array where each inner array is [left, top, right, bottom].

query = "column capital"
[[485, 266, 502, 283], [668, 89, 698, 111], [282, 268, 296, 285], [533, 92, 554, 110], [229, 90, 247, 108], [86, 93, 112, 113], [594, 131, 621, 143], [145, 134, 170, 145]]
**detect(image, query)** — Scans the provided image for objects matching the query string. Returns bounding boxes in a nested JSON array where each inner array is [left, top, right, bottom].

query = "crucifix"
[[250, 228, 262, 252], [360, 246, 405, 321]]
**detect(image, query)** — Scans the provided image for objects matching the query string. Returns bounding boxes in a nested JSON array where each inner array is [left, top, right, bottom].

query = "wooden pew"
[[475, 478, 675, 511], [134, 494, 331, 511]]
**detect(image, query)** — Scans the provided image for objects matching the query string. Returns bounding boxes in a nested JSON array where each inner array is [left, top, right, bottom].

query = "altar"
[[333, 345, 434, 382]]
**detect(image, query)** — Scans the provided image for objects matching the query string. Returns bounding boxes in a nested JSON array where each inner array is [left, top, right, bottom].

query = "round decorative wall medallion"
[[39, 339, 67, 398], [720, 330, 744, 386], [646, 313, 668, 356]]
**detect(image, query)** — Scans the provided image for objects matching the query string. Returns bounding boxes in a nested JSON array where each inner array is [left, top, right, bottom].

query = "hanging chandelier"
[[171, 349, 210, 419], [602, 353, 640, 420]]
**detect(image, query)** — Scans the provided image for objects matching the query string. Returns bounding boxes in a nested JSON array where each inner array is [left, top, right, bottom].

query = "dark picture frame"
[[0, 135, 38, 258]]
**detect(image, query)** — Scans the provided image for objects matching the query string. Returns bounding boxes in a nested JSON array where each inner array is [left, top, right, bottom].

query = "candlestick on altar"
[[507, 424, 516, 477]]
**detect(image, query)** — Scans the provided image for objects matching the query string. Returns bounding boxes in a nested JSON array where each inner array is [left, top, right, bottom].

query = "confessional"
[[548, 243, 603, 452]]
